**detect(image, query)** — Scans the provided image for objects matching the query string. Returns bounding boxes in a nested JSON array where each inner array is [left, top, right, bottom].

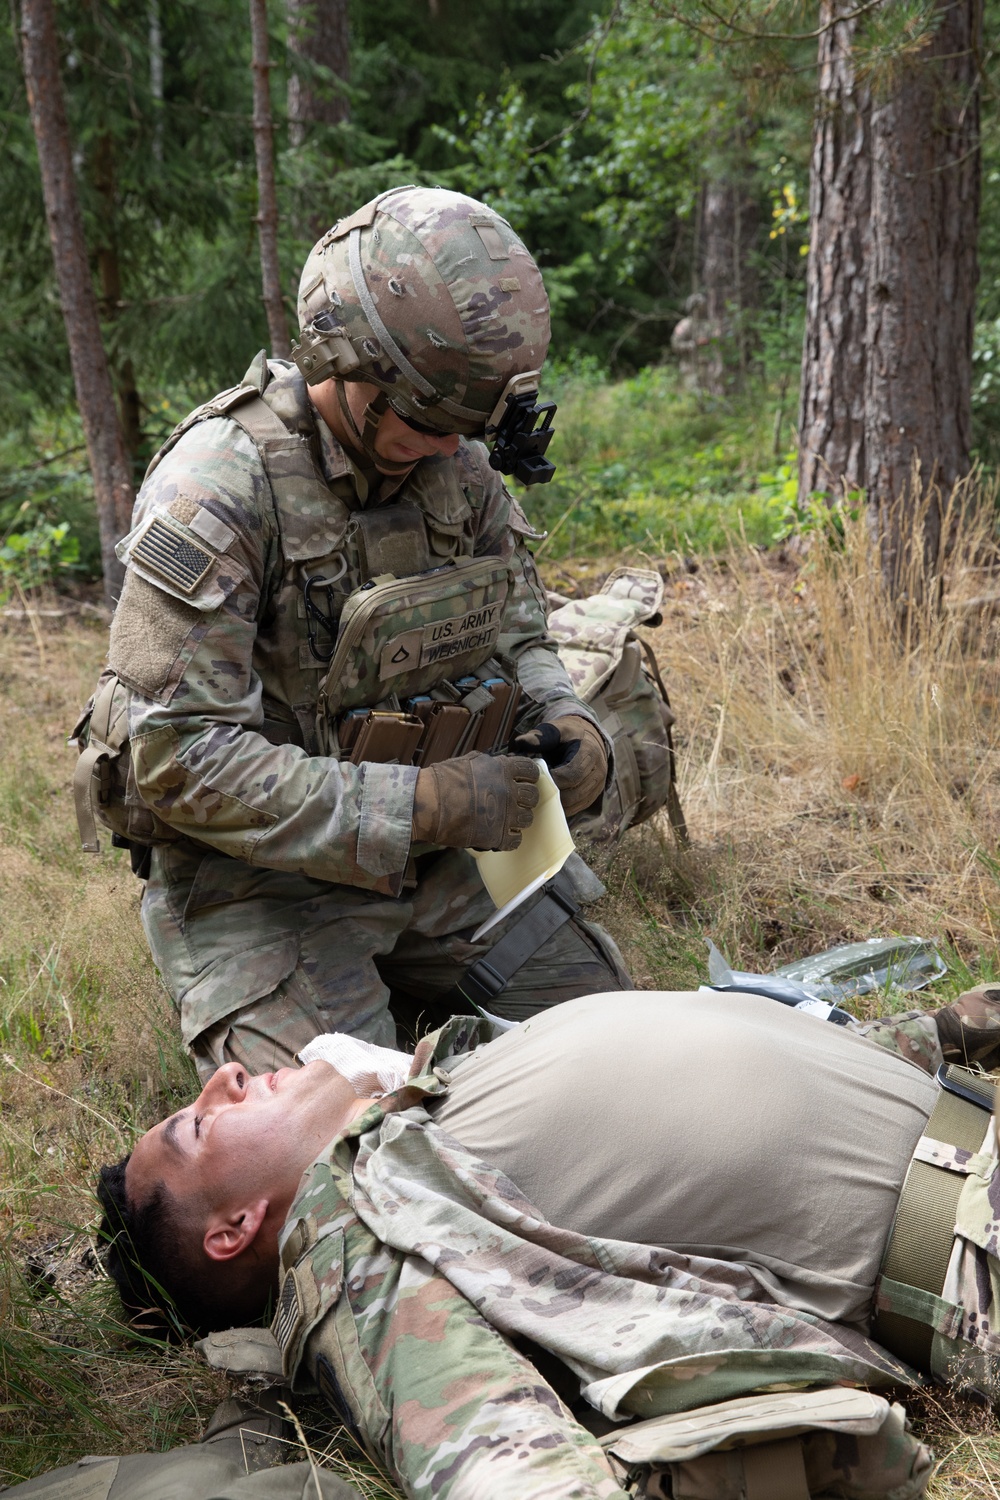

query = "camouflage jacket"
[[272, 1017, 916, 1500], [107, 358, 592, 892]]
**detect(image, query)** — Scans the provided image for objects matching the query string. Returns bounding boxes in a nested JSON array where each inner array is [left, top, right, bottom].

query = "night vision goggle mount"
[[292, 310, 362, 384], [486, 372, 556, 487]]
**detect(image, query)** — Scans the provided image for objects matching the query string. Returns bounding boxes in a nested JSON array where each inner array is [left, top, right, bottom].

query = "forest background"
[[6, 2, 1000, 1497], [4, 0, 998, 590]]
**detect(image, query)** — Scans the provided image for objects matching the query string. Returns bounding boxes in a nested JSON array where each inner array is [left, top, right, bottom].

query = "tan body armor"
[[74, 357, 537, 850], [74, 359, 685, 856], [135, 355, 522, 750]]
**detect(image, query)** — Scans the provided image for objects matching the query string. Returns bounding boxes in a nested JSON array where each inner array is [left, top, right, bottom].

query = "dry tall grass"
[[585, 493, 1000, 1001], [4, 495, 1000, 1493]]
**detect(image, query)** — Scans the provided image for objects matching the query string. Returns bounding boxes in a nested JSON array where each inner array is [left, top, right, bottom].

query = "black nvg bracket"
[[488, 390, 557, 487]]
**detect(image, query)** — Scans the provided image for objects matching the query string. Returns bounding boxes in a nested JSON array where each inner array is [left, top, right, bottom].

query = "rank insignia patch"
[[131, 516, 214, 595]]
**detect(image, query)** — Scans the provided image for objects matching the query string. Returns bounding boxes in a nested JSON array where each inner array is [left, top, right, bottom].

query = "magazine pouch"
[[316, 555, 512, 726]]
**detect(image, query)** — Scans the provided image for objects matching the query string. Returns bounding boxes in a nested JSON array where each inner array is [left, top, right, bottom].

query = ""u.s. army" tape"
[[380, 602, 503, 678]]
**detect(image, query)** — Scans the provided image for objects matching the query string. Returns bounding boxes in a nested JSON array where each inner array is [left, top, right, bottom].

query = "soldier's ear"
[[203, 1199, 269, 1262]]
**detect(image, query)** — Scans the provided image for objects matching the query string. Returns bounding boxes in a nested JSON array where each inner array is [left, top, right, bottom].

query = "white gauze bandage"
[[297, 1032, 414, 1098]]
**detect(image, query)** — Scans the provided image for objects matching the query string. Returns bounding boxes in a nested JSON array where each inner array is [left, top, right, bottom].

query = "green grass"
[[523, 360, 790, 557]]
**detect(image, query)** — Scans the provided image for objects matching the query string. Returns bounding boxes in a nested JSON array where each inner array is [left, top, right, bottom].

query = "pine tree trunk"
[[700, 129, 758, 395], [19, 0, 134, 607], [797, 1, 870, 502], [149, 0, 164, 164], [249, 0, 291, 357], [865, 0, 981, 596], [94, 132, 144, 471], [287, 0, 349, 147]]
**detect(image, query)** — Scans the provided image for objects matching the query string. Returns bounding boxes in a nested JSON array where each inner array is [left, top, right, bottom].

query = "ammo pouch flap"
[[71, 667, 179, 854], [601, 1388, 932, 1500], [548, 566, 687, 844], [317, 555, 512, 721]]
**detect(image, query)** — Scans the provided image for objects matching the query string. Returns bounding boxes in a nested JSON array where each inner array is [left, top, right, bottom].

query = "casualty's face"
[[125, 1060, 354, 1214]]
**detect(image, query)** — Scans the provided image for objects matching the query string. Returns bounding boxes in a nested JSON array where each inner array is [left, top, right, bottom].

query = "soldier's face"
[[371, 402, 461, 465], [126, 1060, 365, 1220]]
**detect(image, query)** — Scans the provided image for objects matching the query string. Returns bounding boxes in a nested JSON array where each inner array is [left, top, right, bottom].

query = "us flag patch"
[[132, 516, 214, 595], [271, 1268, 303, 1354]]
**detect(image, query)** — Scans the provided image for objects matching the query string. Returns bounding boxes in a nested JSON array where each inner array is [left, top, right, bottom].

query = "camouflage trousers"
[[141, 842, 630, 1080]]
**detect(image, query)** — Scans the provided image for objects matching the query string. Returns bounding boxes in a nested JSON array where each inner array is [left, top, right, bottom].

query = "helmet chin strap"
[[335, 384, 414, 478]]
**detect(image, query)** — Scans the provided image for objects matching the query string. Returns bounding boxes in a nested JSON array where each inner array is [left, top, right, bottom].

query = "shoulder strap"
[[637, 636, 688, 845], [217, 388, 298, 447], [145, 358, 348, 566], [73, 673, 128, 853], [142, 352, 291, 482]]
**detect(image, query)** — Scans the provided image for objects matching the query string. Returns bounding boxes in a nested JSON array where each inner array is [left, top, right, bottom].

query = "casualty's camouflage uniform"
[[108, 356, 627, 1076], [857, 993, 1000, 1073], [269, 1014, 946, 1500]]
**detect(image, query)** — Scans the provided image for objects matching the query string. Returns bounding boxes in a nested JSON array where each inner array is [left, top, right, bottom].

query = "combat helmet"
[[293, 186, 557, 484]]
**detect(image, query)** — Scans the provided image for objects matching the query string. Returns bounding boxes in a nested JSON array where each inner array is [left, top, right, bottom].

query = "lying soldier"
[[95, 988, 1000, 1500]]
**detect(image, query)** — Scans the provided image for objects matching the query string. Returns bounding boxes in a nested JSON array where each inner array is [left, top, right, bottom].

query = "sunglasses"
[[388, 401, 463, 440]]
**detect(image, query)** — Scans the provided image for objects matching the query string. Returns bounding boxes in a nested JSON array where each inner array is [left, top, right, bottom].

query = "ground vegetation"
[[4, 418, 1000, 1487]]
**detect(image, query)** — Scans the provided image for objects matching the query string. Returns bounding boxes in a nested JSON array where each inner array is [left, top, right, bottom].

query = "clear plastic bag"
[[772, 936, 946, 1001], [703, 935, 947, 1024], [704, 941, 852, 1024]]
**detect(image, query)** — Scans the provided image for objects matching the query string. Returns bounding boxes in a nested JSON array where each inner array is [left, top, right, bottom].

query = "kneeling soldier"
[[87, 187, 630, 1077]]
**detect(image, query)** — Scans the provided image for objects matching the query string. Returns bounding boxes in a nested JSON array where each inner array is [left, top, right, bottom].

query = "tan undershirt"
[[431, 990, 938, 1329]]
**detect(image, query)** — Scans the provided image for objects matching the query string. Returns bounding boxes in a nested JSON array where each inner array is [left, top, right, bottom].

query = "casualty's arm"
[[853, 1011, 944, 1075], [855, 988, 1000, 1077], [109, 419, 416, 889], [301, 1240, 625, 1500]]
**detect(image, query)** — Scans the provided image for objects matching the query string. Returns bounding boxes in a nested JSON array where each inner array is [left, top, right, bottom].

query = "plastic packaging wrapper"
[[703, 935, 946, 1024], [772, 936, 947, 1001]]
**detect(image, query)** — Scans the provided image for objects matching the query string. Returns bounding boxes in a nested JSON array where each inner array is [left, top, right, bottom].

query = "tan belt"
[[873, 1063, 995, 1370]]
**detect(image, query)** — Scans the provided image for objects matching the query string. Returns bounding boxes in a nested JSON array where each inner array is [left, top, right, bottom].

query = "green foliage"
[[519, 362, 782, 556], [1, 0, 998, 586], [0, 522, 79, 602], [582, 9, 713, 279], [766, 477, 862, 547], [972, 314, 1000, 460], [349, 0, 597, 164]]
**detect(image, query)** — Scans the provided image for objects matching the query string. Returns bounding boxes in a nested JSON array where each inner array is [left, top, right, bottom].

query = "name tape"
[[381, 602, 503, 679]]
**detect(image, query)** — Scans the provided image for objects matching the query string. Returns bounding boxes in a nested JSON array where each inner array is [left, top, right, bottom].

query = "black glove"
[[512, 715, 607, 816]]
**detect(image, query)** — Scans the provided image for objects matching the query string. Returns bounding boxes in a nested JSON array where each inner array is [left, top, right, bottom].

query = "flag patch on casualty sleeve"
[[131, 516, 215, 595], [271, 1268, 304, 1357]]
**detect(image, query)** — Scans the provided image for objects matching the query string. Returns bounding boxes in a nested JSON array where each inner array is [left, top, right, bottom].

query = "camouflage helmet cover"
[[294, 186, 551, 436]]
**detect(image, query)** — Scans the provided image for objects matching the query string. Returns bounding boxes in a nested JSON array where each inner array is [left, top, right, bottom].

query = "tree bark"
[[865, 0, 981, 595], [149, 0, 164, 165], [19, 0, 133, 607], [287, 0, 349, 148], [700, 129, 758, 395], [797, 0, 871, 502], [94, 132, 144, 470], [249, 0, 291, 357]]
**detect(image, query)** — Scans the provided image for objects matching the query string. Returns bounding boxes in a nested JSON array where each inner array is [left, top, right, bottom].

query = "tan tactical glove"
[[513, 715, 607, 816], [412, 753, 540, 851]]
